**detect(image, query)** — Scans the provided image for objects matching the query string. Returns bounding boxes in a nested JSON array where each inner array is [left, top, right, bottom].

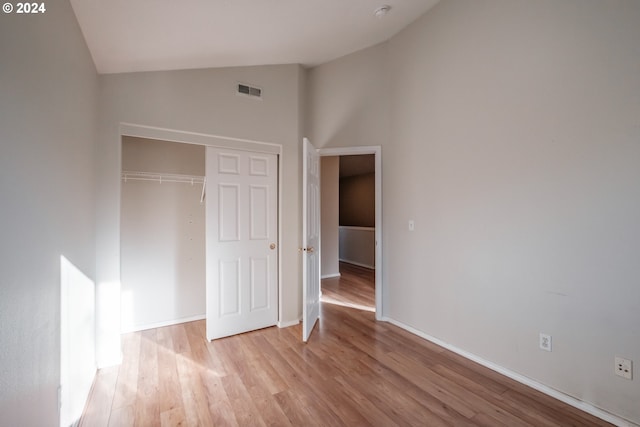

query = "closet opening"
[[120, 136, 206, 332]]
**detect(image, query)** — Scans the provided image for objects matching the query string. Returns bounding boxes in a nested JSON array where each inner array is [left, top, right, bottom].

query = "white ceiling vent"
[[237, 83, 262, 99]]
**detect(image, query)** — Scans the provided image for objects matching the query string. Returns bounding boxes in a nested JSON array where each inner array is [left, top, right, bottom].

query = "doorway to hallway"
[[318, 146, 384, 320]]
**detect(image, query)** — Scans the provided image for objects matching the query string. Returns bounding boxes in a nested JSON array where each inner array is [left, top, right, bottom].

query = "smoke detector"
[[374, 5, 391, 18]]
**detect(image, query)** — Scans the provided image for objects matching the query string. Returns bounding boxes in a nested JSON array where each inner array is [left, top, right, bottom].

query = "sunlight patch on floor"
[[321, 295, 375, 312]]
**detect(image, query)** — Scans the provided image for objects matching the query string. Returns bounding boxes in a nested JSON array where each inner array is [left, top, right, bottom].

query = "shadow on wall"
[[339, 172, 375, 227], [339, 155, 375, 268]]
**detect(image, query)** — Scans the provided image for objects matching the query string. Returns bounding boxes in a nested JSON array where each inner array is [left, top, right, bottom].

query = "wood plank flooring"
[[81, 263, 612, 426], [321, 262, 375, 310]]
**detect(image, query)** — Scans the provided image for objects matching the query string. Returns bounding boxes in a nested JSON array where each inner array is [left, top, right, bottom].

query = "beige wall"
[[306, 0, 640, 423], [96, 64, 304, 365], [0, 1, 99, 424], [122, 136, 205, 175], [321, 157, 340, 277], [305, 43, 390, 149], [339, 227, 375, 269]]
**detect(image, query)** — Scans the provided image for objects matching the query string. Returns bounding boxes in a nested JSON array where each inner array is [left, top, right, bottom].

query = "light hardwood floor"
[[81, 263, 612, 426], [321, 262, 375, 311]]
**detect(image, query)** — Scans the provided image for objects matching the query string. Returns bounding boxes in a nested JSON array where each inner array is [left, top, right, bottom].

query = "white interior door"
[[206, 147, 278, 340], [302, 138, 321, 342]]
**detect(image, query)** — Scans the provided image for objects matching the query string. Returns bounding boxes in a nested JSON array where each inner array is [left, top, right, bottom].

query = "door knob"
[[270, 243, 276, 250]]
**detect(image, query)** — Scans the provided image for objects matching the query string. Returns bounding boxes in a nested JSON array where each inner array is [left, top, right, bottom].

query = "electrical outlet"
[[408, 220, 415, 231], [539, 333, 552, 352], [615, 356, 633, 380]]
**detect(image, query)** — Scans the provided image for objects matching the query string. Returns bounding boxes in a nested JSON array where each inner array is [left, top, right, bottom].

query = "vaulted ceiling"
[[70, 0, 439, 74]]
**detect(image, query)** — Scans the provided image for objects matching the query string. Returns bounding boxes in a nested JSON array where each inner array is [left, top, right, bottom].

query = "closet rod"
[[121, 170, 205, 185]]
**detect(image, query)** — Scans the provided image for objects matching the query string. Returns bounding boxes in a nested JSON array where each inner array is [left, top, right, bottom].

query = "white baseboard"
[[122, 314, 206, 334], [278, 318, 300, 328], [339, 259, 375, 269], [321, 273, 341, 279], [382, 317, 637, 427]]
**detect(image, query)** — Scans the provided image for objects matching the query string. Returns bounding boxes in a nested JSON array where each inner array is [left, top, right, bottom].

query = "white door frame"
[[317, 145, 382, 319], [118, 123, 285, 327]]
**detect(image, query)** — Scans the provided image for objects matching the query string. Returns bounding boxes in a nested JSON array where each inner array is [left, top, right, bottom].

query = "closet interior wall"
[[120, 136, 206, 332]]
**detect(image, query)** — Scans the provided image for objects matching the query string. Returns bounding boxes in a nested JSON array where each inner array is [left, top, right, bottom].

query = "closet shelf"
[[121, 170, 205, 185]]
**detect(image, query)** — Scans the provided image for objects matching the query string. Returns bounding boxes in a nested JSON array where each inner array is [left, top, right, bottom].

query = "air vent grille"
[[237, 83, 262, 98]]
